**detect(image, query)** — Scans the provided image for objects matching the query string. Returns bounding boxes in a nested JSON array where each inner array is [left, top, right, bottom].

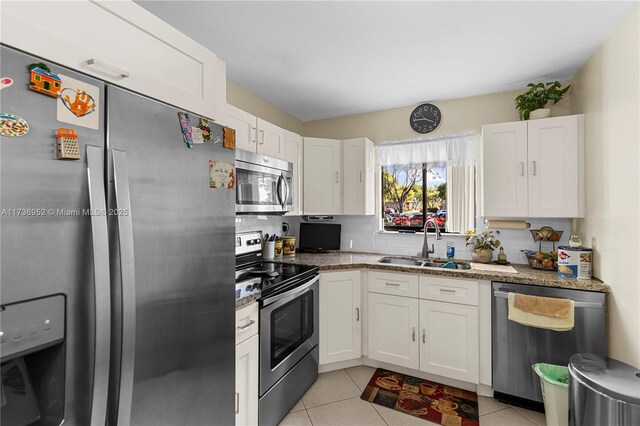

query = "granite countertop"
[[277, 252, 611, 293], [236, 292, 260, 310]]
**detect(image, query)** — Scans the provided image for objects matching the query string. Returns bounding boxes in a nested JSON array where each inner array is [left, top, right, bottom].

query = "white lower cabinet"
[[368, 293, 420, 369], [235, 303, 259, 426], [419, 300, 479, 383], [368, 273, 480, 384], [319, 271, 362, 364]]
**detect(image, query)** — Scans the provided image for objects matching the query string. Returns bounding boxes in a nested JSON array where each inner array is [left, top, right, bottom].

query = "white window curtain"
[[378, 132, 479, 234], [377, 132, 477, 167], [446, 164, 476, 233]]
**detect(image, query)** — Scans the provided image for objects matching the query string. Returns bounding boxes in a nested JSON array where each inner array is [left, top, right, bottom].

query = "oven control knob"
[[247, 240, 254, 246], [253, 239, 261, 245]]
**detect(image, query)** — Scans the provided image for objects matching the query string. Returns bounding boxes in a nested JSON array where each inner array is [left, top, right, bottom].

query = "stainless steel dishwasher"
[[492, 282, 606, 409]]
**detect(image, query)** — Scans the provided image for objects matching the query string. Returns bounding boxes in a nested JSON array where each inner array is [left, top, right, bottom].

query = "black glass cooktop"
[[235, 260, 318, 300]]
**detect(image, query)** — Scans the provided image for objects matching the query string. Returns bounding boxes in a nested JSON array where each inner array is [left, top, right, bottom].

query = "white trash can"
[[533, 363, 570, 426]]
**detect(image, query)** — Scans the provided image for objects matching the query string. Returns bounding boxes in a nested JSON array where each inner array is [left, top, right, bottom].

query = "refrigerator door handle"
[[112, 149, 137, 426], [86, 145, 111, 426]]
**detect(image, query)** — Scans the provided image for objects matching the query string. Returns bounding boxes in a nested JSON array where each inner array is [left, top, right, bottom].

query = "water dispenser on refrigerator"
[[1, 295, 66, 426]]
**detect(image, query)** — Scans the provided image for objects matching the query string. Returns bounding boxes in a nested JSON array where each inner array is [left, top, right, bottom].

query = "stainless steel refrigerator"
[[0, 46, 235, 425]]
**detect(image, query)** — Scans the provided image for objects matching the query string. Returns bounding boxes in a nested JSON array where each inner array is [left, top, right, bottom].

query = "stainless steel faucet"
[[422, 218, 442, 258]]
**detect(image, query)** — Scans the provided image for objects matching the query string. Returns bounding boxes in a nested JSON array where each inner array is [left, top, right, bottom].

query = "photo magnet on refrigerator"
[[0, 113, 29, 137], [57, 74, 99, 129], [223, 127, 236, 150], [178, 112, 193, 148], [209, 160, 235, 189], [197, 118, 211, 142], [192, 127, 205, 144]]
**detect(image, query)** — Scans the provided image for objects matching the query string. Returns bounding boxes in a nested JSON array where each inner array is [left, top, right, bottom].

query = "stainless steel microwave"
[[235, 149, 294, 214]]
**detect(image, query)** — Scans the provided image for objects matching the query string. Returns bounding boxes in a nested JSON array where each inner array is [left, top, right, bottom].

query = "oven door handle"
[[261, 275, 319, 307]]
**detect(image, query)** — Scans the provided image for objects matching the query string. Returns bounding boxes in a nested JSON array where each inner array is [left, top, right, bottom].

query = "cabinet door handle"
[[359, 170, 364, 183], [412, 327, 416, 342], [237, 320, 255, 331], [86, 58, 129, 79], [520, 161, 525, 177], [250, 127, 257, 143], [422, 329, 426, 344], [439, 288, 456, 294], [355, 307, 360, 322], [235, 392, 240, 414], [385, 282, 400, 288], [335, 171, 339, 183], [531, 160, 537, 176], [259, 130, 265, 145]]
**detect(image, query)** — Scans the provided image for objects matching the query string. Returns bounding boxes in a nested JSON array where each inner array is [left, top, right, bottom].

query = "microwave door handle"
[[285, 174, 292, 207], [281, 172, 289, 208], [276, 175, 284, 206]]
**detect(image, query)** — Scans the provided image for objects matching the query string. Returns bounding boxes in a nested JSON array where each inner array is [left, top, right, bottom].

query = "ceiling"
[[137, 1, 637, 122]]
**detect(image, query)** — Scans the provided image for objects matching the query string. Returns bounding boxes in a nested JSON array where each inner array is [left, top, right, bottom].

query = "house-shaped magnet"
[[28, 63, 62, 98]]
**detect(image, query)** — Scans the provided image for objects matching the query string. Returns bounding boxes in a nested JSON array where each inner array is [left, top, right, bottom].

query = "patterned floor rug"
[[361, 368, 480, 426]]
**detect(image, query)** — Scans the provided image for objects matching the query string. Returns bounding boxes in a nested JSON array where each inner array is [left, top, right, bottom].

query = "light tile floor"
[[279, 366, 547, 426]]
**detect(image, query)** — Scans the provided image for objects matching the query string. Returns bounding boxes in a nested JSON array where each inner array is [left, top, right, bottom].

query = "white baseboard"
[[362, 357, 477, 393], [319, 358, 363, 373]]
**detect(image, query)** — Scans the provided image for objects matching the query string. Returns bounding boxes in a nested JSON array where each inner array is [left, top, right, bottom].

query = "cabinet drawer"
[[236, 302, 259, 344], [368, 271, 419, 298], [419, 277, 478, 306]]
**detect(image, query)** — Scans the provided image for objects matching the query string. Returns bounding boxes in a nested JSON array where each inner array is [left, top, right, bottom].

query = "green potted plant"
[[514, 81, 571, 120], [465, 229, 501, 263]]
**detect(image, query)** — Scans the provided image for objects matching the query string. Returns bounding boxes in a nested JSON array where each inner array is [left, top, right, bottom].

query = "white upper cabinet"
[[303, 138, 343, 215], [225, 105, 286, 160], [482, 121, 529, 217], [0, 0, 226, 121], [283, 131, 304, 216], [319, 271, 362, 365], [343, 138, 376, 215], [256, 118, 285, 159], [227, 105, 258, 152], [527, 115, 584, 217], [482, 115, 584, 218]]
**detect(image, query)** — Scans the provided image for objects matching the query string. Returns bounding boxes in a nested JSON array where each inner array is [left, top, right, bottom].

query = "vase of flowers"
[[465, 229, 501, 263]]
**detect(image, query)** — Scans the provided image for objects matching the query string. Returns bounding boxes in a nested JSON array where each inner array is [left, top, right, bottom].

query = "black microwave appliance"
[[298, 223, 341, 252], [235, 149, 294, 214]]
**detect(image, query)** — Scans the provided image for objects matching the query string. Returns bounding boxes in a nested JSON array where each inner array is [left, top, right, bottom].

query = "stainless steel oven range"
[[235, 232, 319, 426]]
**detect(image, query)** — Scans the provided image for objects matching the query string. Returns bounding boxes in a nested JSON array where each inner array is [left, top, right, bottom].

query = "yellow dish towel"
[[508, 292, 575, 331]]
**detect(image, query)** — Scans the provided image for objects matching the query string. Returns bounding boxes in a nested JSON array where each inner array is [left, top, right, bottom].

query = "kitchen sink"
[[378, 257, 424, 266], [377, 257, 472, 270]]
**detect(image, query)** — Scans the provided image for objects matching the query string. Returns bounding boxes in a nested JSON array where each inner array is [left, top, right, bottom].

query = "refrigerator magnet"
[[197, 118, 211, 142], [57, 74, 99, 129], [28, 63, 62, 98], [192, 127, 205, 144], [0, 113, 29, 137], [0, 77, 14, 91], [223, 127, 235, 150], [209, 160, 235, 189], [178, 112, 193, 148]]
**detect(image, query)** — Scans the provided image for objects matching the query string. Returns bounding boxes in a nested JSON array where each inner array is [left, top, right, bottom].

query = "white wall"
[[569, 5, 639, 367]]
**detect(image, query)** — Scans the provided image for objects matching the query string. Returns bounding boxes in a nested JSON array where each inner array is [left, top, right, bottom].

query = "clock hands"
[[413, 117, 434, 123]]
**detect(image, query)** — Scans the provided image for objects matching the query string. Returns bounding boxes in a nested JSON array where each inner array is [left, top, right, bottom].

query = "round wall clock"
[[410, 103, 441, 134]]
